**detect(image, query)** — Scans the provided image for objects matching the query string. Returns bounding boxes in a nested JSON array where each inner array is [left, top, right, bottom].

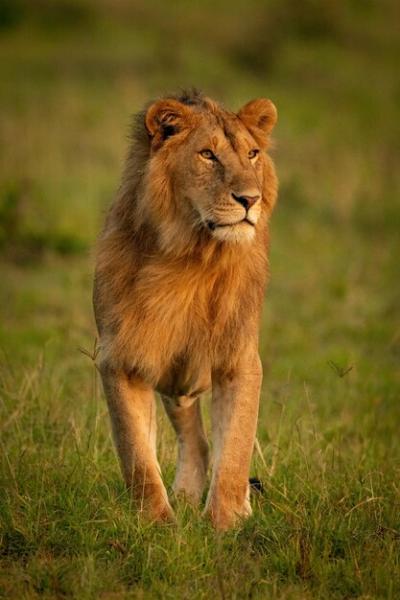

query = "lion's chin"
[[209, 221, 256, 244]]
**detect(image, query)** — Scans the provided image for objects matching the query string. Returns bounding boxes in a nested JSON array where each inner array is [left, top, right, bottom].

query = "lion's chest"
[[122, 260, 233, 387]]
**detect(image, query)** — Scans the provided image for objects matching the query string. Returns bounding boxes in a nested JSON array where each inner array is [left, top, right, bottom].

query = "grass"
[[1, 1, 400, 598]]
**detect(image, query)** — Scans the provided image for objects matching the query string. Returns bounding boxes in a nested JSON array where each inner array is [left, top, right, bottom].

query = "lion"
[[93, 89, 278, 530]]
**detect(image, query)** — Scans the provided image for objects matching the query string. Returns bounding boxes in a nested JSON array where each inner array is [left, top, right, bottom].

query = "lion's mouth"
[[206, 218, 255, 231]]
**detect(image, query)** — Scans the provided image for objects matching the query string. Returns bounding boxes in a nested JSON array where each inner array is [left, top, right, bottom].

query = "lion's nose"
[[231, 192, 260, 210]]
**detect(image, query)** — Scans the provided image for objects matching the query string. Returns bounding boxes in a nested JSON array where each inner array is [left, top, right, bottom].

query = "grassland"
[[1, 1, 400, 598]]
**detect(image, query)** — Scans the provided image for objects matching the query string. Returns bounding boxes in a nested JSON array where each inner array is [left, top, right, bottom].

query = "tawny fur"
[[93, 89, 278, 529]]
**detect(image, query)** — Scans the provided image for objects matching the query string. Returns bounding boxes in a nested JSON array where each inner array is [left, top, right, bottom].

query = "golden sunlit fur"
[[93, 90, 278, 529]]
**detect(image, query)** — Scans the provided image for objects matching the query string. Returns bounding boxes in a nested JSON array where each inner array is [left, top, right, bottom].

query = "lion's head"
[[126, 90, 277, 250]]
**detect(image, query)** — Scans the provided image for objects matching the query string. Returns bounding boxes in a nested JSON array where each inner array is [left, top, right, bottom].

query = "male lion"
[[93, 89, 278, 530]]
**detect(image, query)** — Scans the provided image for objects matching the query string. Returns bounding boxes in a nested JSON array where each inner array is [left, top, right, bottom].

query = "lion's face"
[[144, 96, 277, 245], [170, 118, 266, 243]]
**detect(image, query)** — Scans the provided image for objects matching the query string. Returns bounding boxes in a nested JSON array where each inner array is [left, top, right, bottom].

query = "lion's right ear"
[[238, 98, 277, 144], [145, 99, 192, 143]]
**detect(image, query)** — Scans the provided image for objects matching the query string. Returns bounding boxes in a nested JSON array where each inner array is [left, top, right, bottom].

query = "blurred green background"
[[1, 1, 399, 598]]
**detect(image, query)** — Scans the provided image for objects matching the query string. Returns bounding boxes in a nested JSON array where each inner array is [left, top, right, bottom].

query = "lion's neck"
[[98, 209, 268, 385]]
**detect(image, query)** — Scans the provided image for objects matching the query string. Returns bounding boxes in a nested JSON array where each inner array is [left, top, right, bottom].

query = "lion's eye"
[[248, 149, 259, 160], [200, 149, 216, 160]]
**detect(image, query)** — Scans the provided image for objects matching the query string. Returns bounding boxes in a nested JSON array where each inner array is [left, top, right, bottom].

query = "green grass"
[[1, 1, 400, 598]]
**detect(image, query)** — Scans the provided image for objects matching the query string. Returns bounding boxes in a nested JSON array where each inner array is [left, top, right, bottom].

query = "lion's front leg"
[[100, 363, 173, 522], [205, 352, 262, 530]]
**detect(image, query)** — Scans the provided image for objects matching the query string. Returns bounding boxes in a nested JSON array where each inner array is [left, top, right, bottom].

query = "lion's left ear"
[[238, 98, 277, 140], [145, 99, 192, 143]]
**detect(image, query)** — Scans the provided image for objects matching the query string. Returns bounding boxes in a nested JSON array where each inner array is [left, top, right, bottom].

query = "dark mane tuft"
[[175, 88, 205, 107]]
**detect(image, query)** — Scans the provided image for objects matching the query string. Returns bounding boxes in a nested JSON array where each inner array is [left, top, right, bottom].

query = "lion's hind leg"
[[100, 364, 174, 522], [162, 395, 209, 505]]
